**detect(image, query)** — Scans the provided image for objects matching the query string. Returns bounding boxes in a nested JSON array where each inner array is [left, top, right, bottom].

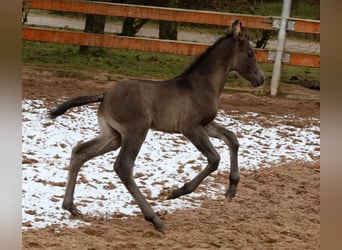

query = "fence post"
[[270, 0, 292, 96]]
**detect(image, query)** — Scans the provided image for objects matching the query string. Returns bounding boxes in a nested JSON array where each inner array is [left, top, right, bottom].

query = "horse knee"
[[209, 152, 220, 171], [226, 132, 239, 151]]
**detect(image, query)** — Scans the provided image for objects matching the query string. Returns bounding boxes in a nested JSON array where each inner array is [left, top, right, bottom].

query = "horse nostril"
[[261, 76, 265, 85], [258, 72, 265, 86], [254, 75, 264, 87]]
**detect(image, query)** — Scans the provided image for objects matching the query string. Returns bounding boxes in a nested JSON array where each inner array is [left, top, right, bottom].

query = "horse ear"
[[231, 20, 243, 41]]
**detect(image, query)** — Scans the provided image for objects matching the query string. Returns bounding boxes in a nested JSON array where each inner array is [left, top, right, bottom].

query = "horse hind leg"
[[62, 126, 121, 216], [206, 121, 240, 200], [113, 130, 165, 232]]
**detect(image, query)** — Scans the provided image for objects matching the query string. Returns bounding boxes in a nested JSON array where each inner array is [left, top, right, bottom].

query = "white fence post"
[[270, 0, 292, 96]]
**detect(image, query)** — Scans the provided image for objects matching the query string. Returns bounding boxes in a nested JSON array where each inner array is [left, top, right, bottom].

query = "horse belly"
[[150, 113, 182, 133], [150, 100, 187, 133]]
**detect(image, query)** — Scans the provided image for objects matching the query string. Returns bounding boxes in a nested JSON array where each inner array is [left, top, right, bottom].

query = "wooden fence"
[[22, 0, 320, 79]]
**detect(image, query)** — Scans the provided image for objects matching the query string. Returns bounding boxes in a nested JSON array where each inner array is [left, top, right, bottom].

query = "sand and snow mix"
[[22, 99, 320, 230]]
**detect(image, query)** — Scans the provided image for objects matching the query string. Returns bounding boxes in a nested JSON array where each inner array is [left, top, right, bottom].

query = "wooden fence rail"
[[22, 0, 320, 69], [23, 0, 320, 34], [22, 27, 320, 68]]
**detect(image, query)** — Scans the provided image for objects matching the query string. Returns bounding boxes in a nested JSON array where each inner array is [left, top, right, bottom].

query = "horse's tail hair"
[[49, 94, 104, 119]]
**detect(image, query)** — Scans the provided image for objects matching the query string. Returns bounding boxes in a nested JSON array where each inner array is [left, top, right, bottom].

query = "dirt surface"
[[22, 73, 320, 249]]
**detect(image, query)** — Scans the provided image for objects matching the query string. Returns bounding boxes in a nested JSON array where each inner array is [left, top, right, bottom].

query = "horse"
[[49, 20, 265, 232]]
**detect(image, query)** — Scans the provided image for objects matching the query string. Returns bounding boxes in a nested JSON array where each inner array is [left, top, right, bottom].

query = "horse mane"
[[175, 32, 234, 78]]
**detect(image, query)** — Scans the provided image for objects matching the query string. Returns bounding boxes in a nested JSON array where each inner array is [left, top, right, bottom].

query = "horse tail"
[[49, 94, 104, 119]]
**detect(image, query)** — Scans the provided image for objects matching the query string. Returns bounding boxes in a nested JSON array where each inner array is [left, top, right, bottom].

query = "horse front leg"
[[206, 121, 240, 200], [168, 125, 220, 199]]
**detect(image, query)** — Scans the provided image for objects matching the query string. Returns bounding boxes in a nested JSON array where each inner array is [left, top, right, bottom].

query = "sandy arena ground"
[[22, 73, 320, 249]]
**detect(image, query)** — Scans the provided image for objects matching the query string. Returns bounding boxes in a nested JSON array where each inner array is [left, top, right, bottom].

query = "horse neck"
[[183, 37, 236, 96]]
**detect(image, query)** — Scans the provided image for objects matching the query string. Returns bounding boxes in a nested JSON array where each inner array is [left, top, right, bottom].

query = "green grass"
[[23, 41, 193, 79], [23, 41, 320, 90], [220, 0, 319, 20], [254, 0, 319, 20], [290, 1, 320, 20]]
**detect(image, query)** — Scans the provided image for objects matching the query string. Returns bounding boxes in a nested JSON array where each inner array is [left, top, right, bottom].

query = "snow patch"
[[22, 99, 320, 230]]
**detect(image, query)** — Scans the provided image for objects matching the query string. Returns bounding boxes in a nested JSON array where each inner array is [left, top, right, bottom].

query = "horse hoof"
[[62, 203, 82, 217], [225, 186, 237, 201], [166, 187, 184, 200], [166, 190, 175, 200], [154, 222, 166, 234]]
